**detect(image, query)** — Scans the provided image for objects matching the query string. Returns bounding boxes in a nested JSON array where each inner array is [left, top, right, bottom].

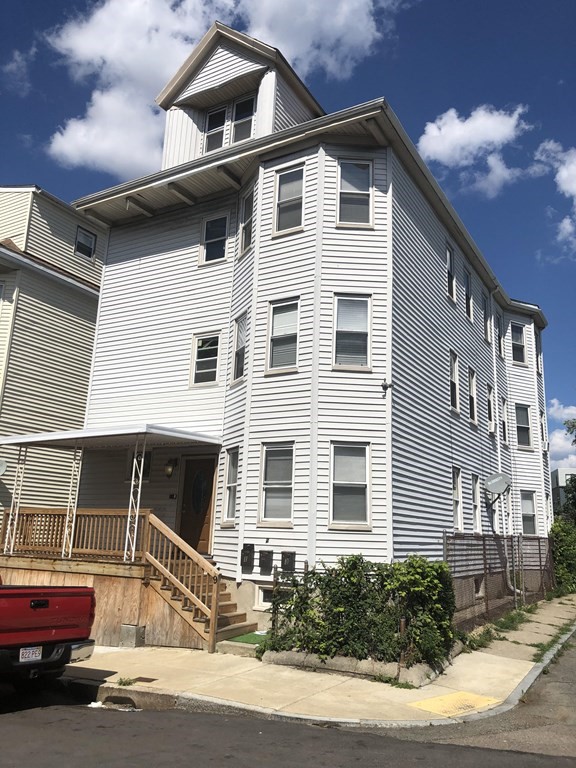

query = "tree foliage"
[[549, 518, 576, 594]]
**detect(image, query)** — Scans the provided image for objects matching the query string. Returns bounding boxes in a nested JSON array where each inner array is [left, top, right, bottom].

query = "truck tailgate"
[[0, 587, 95, 646]]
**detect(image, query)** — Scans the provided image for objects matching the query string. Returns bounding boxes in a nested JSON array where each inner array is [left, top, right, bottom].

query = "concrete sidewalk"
[[64, 595, 576, 728]]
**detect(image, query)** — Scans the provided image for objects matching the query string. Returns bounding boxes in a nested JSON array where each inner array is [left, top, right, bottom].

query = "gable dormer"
[[157, 22, 324, 170]]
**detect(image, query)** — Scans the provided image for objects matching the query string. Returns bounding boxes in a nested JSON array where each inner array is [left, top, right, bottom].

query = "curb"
[[63, 618, 576, 730]]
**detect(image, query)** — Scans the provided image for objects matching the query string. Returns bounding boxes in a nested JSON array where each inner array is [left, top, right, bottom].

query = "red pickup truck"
[[0, 584, 96, 686]]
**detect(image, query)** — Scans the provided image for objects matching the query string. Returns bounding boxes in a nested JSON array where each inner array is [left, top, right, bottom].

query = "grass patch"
[[228, 631, 267, 645], [116, 677, 136, 687], [492, 610, 531, 632], [531, 619, 576, 663], [372, 674, 416, 689]]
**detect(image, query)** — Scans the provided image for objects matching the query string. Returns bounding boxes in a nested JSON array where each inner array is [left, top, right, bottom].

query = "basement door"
[[178, 457, 216, 555]]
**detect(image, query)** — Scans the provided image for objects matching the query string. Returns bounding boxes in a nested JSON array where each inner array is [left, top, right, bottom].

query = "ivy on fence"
[[262, 554, 455, 667]]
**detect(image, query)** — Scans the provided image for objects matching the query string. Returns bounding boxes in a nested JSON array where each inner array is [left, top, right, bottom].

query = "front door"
[[178, 457, 216, 554]]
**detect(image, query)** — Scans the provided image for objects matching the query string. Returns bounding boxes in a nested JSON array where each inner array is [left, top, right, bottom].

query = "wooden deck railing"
[[144, 514, 221, 652], [7, 507, 150, 561]]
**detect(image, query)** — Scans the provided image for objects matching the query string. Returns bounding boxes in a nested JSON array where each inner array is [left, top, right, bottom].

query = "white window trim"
[[446, 244, 456, 302], [240, 188, 254, 256], [497, 313, 505, 357], [223, 447, 239, 525], [336, 158, 374, 228], [482, 293, 491, 343], [450, 350, 459, 412], [511, 322, 527, 365], [468, 367, 477, 423], [273, 164, 305, 236], [332, 294, 372, 371], [472, 473, 481, 533], [464, 269, 473, 320], [515, 403, 532, 449], [501, 397, 509, 444], [266, 298, 299, 374], [232, 95, 256, 144], [453, 466, 463, 530], [204, 94, 256, 154], [233, 313, 247, 382], [329, 441, 371, 530], [190, 331, 221, 387], [200, 213, 228, 265], [487, 385, 495, 435], [259, 442, 294, 526], [520, 490, 537, 536]]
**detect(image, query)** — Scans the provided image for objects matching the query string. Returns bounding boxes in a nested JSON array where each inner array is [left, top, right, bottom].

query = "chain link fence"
[[444, 532, 555, 629]]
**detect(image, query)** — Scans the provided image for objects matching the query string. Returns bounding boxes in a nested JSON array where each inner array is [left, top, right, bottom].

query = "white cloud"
[[548, 398, 576, 422], [549, 428, 576, 470], [464, 153, 523, 199], [417, 105, 531, 169], [535, 140, 576, 255], [41, 0, 414, 180], [1, 46, 37, 97]]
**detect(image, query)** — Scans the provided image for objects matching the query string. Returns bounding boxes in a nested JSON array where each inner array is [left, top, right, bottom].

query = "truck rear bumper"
[[69, 639, 95, 664]]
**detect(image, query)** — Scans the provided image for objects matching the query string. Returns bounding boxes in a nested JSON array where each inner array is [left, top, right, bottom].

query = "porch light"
[[164, 458, 178, 478]]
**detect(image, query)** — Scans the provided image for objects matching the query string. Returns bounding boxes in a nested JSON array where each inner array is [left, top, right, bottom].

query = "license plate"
[[19, 646, 42, 663]]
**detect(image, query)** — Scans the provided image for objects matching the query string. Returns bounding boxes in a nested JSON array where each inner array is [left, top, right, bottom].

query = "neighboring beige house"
[[0, 186, 106, 518], [551, 467, 576, 512]]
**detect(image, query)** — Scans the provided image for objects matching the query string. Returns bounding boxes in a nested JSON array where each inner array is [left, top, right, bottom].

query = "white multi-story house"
[[0, 187, 105, 517], [0, 24, 550, 631]]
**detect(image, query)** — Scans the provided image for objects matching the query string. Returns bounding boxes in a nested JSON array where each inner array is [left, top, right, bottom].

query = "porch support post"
[[62, 445, 83, 558], [124, 436, 146, 562], [3, 446, 27, 554]]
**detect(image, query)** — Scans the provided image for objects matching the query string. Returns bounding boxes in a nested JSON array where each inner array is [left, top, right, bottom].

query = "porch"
[[0, 425, 257, 651]]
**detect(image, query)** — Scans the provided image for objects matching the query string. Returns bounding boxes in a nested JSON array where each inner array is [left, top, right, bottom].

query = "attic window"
[[206, 107, 227, 152], [204, 95, 256, 154], [233, 97, 255, 142], [75, 227, 97, 259]]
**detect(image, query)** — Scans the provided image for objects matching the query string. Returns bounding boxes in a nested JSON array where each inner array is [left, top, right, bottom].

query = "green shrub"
[[549, 518, 576, 594], [262, 554, 455, 667]]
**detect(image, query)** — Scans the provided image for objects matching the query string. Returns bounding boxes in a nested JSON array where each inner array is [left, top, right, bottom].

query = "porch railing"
[[5, 506, 150, 561], [144, 514, 221, 653]]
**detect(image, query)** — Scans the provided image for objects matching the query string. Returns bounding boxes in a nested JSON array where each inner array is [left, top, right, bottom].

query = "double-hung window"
[[334, 295, 369, 367], [501, 397, 508, 443], [496, 314, 504, 357], [275, 167, 303, 233], [75, 227, 97, 259], [262, 444, 293, 521], [521, 491, 536, 535], [472, 473, 481, 533], [468, 368, 477, 422], [205, 107, 227, 152], [446, 245, 455, 300], [450, 351, 459, 410], [269, 300, 298, 370], [464, 270, 473, 319], [487, 385, 495, 433], [202, 215, 228, 262], [515, 404, 531, 447], [482, 294, 491, 342], [452, 466, 462, 530], [240, 189, 254, 253], [225, 448, 239, 522], [332, 443, 368, 525], [511, 323, 525, 363], [232, 97, 255, 143], [233, 314, 247, 380], [338, 160, 372, 225], [193, 334, 219, 384]]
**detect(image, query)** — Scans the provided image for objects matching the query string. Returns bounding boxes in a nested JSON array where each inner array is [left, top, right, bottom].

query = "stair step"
[[215, 622, 259, 642], [217, 601, 238, 615], [217, 611, 247, 628]]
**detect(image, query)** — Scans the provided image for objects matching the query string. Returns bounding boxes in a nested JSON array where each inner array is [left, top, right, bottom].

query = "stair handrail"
[[144, 514, 221, 652]]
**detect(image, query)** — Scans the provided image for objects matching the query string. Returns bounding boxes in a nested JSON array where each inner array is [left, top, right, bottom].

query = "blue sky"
[[1, 0, 575, 465]]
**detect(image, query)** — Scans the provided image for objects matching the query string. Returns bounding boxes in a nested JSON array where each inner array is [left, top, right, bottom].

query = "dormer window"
[[204, 96, 255, 154], [75, 226, 97, 259]]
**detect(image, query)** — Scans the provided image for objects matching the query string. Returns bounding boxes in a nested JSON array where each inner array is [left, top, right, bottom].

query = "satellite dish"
[[485, 471, 512, 495], [0, 459, 7, 477]]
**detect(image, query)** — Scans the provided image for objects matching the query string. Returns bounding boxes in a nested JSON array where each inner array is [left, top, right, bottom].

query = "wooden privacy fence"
[[444, 532, 555, 627], [3, 506, 151, 560]]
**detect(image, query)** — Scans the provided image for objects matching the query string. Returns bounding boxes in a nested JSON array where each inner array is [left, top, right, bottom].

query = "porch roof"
[[0, 423, 222, 450]]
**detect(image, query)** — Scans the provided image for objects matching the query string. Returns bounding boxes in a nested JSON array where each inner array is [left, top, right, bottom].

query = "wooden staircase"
[[143, 514, 257, 651]]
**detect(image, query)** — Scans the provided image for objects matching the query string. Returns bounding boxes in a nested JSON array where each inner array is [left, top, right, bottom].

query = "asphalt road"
[[0, 642, 574, 768]]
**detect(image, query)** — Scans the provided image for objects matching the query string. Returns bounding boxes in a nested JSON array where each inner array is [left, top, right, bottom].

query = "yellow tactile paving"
[[408, 690, 501, 718]]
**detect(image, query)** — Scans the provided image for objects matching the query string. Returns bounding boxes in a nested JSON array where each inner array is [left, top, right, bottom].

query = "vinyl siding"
[[0, 270, 97, 510], [161, 107, 202, 169], [25, 195, 105, 285], [390, 151, 500, 560], [85, 199, 237, 435], [177, 42, 266, 101], [0, 189, 32, 250], [274, 75, 317, 131]]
